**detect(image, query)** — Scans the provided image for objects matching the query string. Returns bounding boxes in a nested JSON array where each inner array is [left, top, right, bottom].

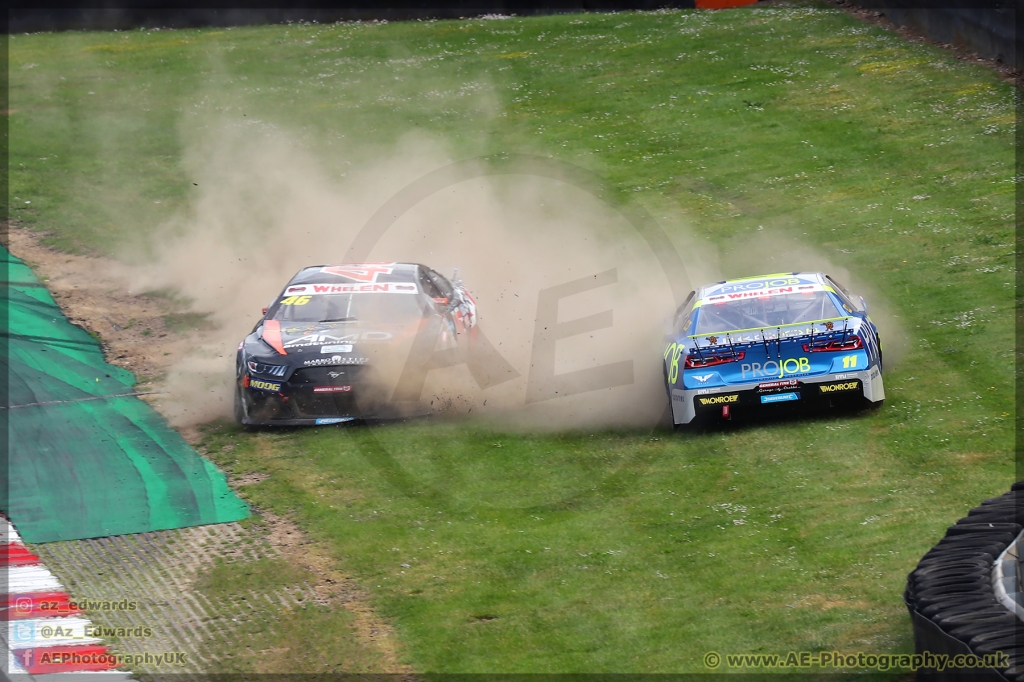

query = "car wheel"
[[234, 384, 248, 426]]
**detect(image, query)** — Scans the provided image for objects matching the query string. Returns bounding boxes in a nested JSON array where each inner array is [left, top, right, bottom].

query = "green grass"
[[194, 555, 387, 673], [195, 556, 311, 596], [11, 1, 1015, 674], [199, 410, 1010, 673]]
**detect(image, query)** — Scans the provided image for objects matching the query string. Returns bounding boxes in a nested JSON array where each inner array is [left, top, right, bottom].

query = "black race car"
[[234, 263, 478, 426]]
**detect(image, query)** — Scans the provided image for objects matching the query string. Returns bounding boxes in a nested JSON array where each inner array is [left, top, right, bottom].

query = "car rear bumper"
[[669, 366, 883, 425]]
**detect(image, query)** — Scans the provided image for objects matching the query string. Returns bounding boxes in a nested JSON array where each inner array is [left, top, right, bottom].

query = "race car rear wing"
[[686, 316, 858, 362]]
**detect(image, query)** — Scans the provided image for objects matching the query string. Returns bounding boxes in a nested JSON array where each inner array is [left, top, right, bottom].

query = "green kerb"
[[2, 246, 248, 542]]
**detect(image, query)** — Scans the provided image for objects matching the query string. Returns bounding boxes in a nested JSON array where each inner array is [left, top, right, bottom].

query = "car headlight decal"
[[247, 360, 287, 377]]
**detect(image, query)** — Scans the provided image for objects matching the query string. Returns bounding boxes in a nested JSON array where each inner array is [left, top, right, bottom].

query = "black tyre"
[[876, 332, 883, 371], [662, 362, 670, 396], [234, 384, 247, 426]]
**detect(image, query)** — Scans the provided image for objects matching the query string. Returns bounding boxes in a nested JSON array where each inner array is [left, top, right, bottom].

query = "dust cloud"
[[128, 120, 904, 429], [127, 121, 685, 428]]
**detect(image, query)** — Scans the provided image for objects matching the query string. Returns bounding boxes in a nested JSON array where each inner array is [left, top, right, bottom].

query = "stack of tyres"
[[905, 483, 1024, 680]]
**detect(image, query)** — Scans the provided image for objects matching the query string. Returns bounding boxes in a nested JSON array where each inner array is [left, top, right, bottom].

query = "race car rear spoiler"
[[686, 316, 858, 362]]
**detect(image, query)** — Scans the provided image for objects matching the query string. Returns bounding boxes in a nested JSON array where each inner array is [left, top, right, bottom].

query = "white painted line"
[[5, 565, 63, 593], [0, 516, 23, 544], [1, 516, 131, 679]]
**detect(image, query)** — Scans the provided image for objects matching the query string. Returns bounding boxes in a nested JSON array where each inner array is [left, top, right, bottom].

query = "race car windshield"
[[695, 291, 842, 334], [270, 293, 426, 324]]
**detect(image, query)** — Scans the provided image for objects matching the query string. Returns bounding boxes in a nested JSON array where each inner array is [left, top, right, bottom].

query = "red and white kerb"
[[2, 515, 130, 678]]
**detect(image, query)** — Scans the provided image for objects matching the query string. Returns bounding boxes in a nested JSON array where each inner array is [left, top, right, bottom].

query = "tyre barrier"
[[905, 482, 1024, 681]]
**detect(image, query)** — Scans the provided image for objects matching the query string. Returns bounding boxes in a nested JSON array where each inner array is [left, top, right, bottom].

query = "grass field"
[[10, 1, 1016, 674]]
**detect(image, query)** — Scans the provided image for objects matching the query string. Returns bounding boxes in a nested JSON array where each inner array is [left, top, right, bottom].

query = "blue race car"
[[663, 272, 884, 426]]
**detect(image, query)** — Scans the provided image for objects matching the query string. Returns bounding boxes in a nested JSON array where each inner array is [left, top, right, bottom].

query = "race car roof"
[[697, 272, 826, 302], [288, 262, 420, 286]]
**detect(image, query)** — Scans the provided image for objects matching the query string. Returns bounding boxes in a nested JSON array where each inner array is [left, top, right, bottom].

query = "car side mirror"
[[859, 296, 868, 313], [262, 307, 268, 315]]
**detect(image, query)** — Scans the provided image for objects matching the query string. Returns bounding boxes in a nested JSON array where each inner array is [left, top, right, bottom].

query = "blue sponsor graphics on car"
[[320, 344, 353, 353], [315, 417, 355, 425], [827, 351, 868, 373], [761, 392, 799, 404]]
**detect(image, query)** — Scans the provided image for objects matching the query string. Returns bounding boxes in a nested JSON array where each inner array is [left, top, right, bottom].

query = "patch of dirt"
[[828, 0, 1022, 89], [234, 471, 270, 486], [230, 436, 411, 671], [7, 224, 414, 676], [5, 224, 194, 394], [259, 510, 414, 674]]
